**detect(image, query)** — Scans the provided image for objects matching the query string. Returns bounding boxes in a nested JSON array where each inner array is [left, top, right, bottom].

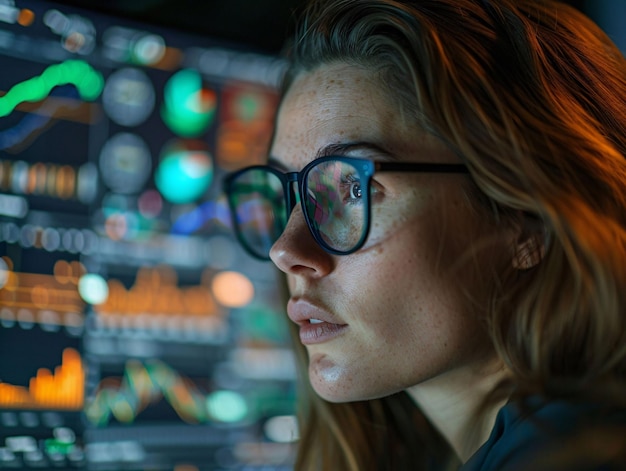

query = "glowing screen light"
[[264, 415, 299, 443], [99, 133, 152, 194], [78, 274, 109, 305], [161, 69, 216, 137], [132, 34, 166, 65], [102, 67, 155, 127], [211, 271, 254, 308], [0, 257, 9, 288], [0, 59, 103, 117], [137, 189, 163, 218], [206, 390, 248, 423], [233, 91, 269, 122], [18, 9, 35, 27], [154, 140, 213, 204]]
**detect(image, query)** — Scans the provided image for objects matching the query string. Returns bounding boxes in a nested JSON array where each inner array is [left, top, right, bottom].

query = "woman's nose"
[[269, 205, 334, 277]]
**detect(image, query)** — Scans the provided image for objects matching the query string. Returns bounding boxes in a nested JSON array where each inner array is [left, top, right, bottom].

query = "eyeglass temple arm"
[[374, 162, 469, 173]]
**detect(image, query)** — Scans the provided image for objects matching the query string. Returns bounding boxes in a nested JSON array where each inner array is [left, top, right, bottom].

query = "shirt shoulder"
[[461, 398, 626, 471]]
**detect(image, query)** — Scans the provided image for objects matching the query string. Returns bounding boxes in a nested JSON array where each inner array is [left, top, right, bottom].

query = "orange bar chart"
[[0, 347, 84, 410]]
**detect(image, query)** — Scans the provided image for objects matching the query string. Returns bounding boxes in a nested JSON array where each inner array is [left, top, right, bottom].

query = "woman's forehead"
[[272, 64, 453, 168], [274, 66, 416, 159], [282, 63, 387, 109]]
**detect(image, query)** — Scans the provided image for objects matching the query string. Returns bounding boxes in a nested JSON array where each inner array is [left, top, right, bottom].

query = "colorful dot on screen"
[[211, 271, 254, 307], [154, 146, 213, 204], [0, 257, 8, 288], [78, 274, 109, 305], [138, 189, 163, 218], [161, 69, 216, 137], [18, 9, 35, 27], [264, 415, 299, 443], [234, 92, 265, 122], [206, 390, 248, 422]]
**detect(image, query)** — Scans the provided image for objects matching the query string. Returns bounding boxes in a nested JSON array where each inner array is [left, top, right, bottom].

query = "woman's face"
[[269, 62, 508, 402]]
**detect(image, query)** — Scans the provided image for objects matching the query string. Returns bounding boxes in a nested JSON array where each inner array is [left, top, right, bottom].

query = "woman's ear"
[[511, 214, 548, 270]]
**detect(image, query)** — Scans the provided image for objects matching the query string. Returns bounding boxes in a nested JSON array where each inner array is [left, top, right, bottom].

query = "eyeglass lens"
[[228, 159, 368, 259], [304, 159, 367, 253], [228, 168, 288, 258]]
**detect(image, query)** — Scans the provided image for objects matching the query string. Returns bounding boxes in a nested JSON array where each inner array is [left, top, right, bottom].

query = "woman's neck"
[[406, 359, 509, 463]]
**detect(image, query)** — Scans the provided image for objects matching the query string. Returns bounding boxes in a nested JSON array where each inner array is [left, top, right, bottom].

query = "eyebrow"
[[315, 141, 397, 160], [267, 141, 398, 171]]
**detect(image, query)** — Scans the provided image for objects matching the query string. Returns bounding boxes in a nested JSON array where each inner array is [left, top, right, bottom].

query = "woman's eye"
[[340, 174, 363, 204], [349, 182, 362, 199]]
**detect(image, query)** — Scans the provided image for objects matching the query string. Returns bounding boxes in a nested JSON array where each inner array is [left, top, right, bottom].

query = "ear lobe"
[[511, 215, 548, 270]]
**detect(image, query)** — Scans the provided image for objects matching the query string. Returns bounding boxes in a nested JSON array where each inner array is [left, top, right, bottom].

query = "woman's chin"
[[308, 356, 377, 403], [308, 355, 355, 402]]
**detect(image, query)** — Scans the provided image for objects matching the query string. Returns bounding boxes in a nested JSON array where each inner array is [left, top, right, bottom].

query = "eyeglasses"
[[223, 155, 468, 260]]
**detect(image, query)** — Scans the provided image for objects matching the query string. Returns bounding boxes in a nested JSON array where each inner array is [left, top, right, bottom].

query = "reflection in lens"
[[231, 169, 285, 258], [305, 160, 365, 253]]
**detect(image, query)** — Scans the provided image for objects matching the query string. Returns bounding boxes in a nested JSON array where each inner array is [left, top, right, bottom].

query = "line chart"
[[0, 85, 98, 152], [0, 59, 104, 118], [85, 359, 210, 426]]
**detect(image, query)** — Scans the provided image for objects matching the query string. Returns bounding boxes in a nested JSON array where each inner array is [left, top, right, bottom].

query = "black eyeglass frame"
[[223, 155, 469, 260]]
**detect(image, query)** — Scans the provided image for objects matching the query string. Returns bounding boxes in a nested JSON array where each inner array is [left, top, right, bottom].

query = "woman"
[[223, 0, 626, 469]]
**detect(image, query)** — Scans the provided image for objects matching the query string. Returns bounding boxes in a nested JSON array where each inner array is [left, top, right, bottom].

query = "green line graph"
[[85, 359, 250, 426], [0, 60, 104, 118], [85, 359, 209, 426]]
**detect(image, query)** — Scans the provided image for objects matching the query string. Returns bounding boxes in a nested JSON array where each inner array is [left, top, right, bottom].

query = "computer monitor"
[[0, 1, 296, 469]]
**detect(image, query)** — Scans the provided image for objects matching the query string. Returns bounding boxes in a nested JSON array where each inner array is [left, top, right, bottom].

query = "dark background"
[[49, 0, 592, 54], [50, 0, 309, 53]]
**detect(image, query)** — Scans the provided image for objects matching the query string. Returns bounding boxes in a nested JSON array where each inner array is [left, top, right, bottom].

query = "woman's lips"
[[297, 320, 348, 344], [287, 298, 348, 345]]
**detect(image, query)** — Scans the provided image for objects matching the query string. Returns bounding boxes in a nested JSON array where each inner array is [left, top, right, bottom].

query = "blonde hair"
[[280, 0, 626, 469]]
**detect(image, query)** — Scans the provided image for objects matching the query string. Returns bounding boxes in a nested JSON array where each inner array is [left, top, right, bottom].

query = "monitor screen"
[[0, 1, 296, 470]]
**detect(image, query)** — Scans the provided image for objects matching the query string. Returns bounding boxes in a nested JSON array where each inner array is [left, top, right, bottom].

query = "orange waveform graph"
[[0, 258, 86, 329], [92, 266, 227, 337], [0, 348, 84, 410], [95, 265, 219, 317]]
